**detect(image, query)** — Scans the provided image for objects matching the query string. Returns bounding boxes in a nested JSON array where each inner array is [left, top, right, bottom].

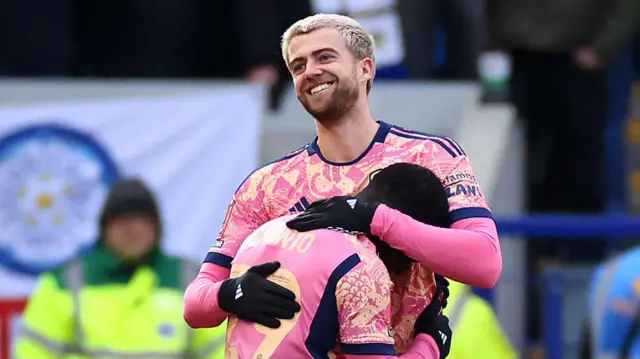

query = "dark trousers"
[[75, 0, 204, 77], [511, 50, 608, 258], [0, 0, 238, 78], [510, 50, 609, 341], [0, 0, 75, 75], [398, 0, 484, 80]]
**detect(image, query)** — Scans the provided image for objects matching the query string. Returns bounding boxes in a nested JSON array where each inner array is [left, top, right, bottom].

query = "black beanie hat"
[[99, 178, 161, 234]]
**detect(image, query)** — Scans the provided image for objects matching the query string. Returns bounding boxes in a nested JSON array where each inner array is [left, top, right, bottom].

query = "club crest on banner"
[[0, 123, 119, 275]]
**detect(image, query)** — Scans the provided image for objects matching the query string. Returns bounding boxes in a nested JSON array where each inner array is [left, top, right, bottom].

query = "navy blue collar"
[[307, 120, 392, 166]]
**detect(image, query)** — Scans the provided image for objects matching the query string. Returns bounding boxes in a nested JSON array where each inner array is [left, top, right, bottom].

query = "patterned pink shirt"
[[226, 216, 398, 358], [199, 121, 499, 353]]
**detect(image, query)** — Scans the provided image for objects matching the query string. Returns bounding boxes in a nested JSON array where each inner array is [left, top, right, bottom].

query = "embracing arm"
[[184, 263, 231, 328], [184, 169, 270, 328], [371, 208, 501, 288], [373, 149, 502, 288]]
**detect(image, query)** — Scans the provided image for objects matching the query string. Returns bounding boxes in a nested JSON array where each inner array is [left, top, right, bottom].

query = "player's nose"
[[303, 62, 323, 78]]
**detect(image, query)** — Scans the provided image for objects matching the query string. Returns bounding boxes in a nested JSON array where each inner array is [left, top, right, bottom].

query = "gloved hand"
[[414, 284, 452, 359], [434, 275, 450, 309], [218, 261, 301, 329], [286, 196, 379, 235]]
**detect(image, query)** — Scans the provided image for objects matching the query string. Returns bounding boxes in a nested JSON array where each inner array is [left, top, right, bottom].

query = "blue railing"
[[497, 215, 640, 238], [494, 214, 640, 359]]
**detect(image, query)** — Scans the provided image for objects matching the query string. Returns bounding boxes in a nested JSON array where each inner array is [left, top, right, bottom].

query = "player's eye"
[[292, 63, 305, 73], [318, 54, 334, 62]]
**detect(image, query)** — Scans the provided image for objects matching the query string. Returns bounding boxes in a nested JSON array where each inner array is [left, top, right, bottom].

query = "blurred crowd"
[[2, 0, 640, 357]]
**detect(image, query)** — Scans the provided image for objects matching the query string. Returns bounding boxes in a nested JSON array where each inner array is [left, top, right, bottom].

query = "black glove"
[[414, 284, 452, 359], [434, 275, 450, 309], [286, 196, 379, 234], [218, 261, 301, 329]]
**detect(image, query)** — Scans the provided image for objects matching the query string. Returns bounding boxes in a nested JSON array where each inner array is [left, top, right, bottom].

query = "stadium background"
[[0, 1, 639, 358]]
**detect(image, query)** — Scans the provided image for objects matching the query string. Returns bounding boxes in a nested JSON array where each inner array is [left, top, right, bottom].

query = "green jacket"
[[487, 0, 640, 63], [15, 244, 227, 359]]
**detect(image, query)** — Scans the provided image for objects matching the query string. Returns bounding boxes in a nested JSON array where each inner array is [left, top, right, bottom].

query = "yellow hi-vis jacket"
[[15, 255, 227, 359], [443, 281, 518, 359]]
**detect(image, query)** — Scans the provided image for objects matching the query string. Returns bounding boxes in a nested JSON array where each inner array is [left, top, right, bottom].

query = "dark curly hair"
[[356, 163, 450, 274]]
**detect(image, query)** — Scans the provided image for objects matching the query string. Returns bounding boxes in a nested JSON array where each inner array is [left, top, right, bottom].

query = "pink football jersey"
[[207, 121, 491, 353], [226, 216, 396, 358]]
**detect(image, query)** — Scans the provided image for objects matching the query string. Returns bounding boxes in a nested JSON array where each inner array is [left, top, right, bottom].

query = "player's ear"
[[358, 58, 374, 83]]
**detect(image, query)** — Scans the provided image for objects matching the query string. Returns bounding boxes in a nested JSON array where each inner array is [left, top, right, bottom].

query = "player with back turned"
[[184, 13, 502, 354], [226, 163, 452, 359]]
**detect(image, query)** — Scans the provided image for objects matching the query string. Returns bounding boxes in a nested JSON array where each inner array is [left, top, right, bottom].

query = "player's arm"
[[336, 257, 444, 359], [371, 147, 502, 288], [184, 169, 299, 329], [287, 146, 502, 288]]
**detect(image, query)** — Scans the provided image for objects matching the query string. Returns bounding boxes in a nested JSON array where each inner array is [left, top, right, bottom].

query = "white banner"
[[0, 88, 264, 297]]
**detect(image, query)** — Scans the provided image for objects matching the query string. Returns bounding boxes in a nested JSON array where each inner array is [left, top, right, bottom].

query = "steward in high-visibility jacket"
[[15, 178, 226, 359], [443, 280, 518, 359]]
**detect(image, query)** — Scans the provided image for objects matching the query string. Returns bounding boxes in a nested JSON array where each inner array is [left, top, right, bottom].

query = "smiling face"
[[286, 27, 373, 123]]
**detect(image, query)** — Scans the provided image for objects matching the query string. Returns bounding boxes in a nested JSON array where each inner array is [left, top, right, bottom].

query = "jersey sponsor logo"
[[0, 123, 119, 275], [441, 172, 477, 187], [445, 184, 483, 198]]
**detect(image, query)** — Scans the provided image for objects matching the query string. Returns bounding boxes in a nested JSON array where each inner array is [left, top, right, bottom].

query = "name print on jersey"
[[242, 223, 316, 255]]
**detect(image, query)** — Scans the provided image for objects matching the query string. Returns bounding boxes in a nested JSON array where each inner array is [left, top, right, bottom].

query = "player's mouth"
[[308, 82, 334, 95]]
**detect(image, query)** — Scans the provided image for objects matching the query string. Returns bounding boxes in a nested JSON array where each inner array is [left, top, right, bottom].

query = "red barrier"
[[0, 299, 26, 359]]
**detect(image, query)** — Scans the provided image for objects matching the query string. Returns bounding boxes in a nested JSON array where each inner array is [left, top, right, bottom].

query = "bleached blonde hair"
[[281, 14, 376, 93]]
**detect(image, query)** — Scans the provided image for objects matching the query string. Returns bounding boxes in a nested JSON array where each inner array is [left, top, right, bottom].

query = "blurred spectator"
[[308, 0, 409, 78], [580, 246, 640, 358], [0, 0, 74, 76], [486, 0, 640, 343], [634, 35, 640, 76], [398, 0, 484, 80], [444, 280, 518, 359], [234, 0, 311, 109], [14, 178, 226, 359], [74, 0, 203, 77], [0, 0, 304, 83], [487, 0, 640, 257], [294, 0, 482, 80], [76, 0, 296, 81]]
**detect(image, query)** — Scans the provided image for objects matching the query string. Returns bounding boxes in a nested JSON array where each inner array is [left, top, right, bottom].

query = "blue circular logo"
[[0, 123, 119, 275]]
